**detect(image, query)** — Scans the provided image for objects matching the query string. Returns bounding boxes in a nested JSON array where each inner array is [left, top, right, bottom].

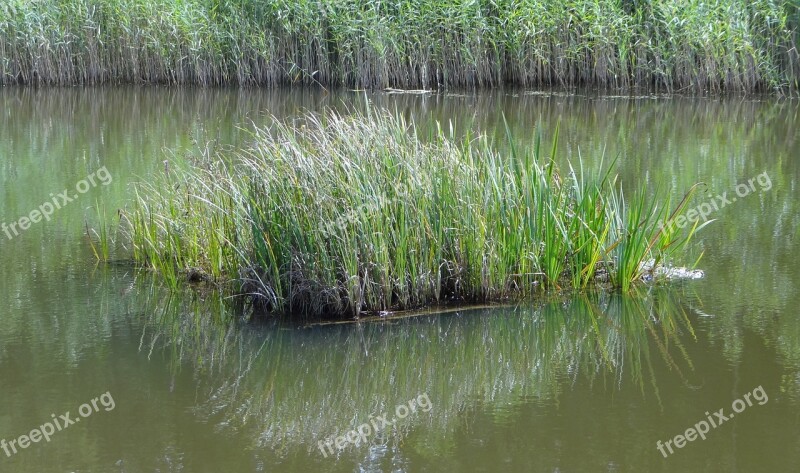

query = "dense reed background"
[[0, 0, 797, 92]]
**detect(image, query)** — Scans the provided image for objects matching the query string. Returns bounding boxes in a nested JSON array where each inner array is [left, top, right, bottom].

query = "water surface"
[[0, 87, 798, 472]]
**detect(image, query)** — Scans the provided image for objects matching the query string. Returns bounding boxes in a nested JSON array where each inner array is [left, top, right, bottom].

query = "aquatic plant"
[[0, 0, 797, 93], [121, 109, 701, 318]]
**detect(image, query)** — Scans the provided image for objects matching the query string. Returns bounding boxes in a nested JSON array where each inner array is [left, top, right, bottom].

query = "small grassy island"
[[118, 110, 702, 319]]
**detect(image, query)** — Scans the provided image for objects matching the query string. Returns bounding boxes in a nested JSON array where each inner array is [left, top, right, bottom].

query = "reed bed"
[[123, 109, 701, 318], [0, 0, 797, 92]]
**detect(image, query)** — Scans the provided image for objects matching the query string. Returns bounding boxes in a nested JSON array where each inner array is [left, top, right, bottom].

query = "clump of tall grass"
[[125, 109, 700, 318], [0, 0, 797, 93]]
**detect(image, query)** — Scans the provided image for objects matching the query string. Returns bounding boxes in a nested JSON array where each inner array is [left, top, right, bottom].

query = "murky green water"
[[1, 87, 799, 472]]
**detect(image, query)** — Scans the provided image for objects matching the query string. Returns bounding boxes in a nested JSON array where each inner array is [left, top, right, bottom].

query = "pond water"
[[0, 87, 798, 472]]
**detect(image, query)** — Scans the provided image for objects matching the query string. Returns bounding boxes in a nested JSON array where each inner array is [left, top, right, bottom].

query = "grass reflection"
[[140, 286, 696, 456]]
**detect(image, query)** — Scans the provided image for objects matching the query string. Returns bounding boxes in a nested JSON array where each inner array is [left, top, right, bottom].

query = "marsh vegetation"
[[121, 109, 702, 318], [1, 0, 797, 92]]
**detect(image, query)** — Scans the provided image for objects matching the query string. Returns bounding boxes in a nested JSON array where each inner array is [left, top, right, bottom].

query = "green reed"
[[119, 109, 700, 318], [0, 0, 797, 93]]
